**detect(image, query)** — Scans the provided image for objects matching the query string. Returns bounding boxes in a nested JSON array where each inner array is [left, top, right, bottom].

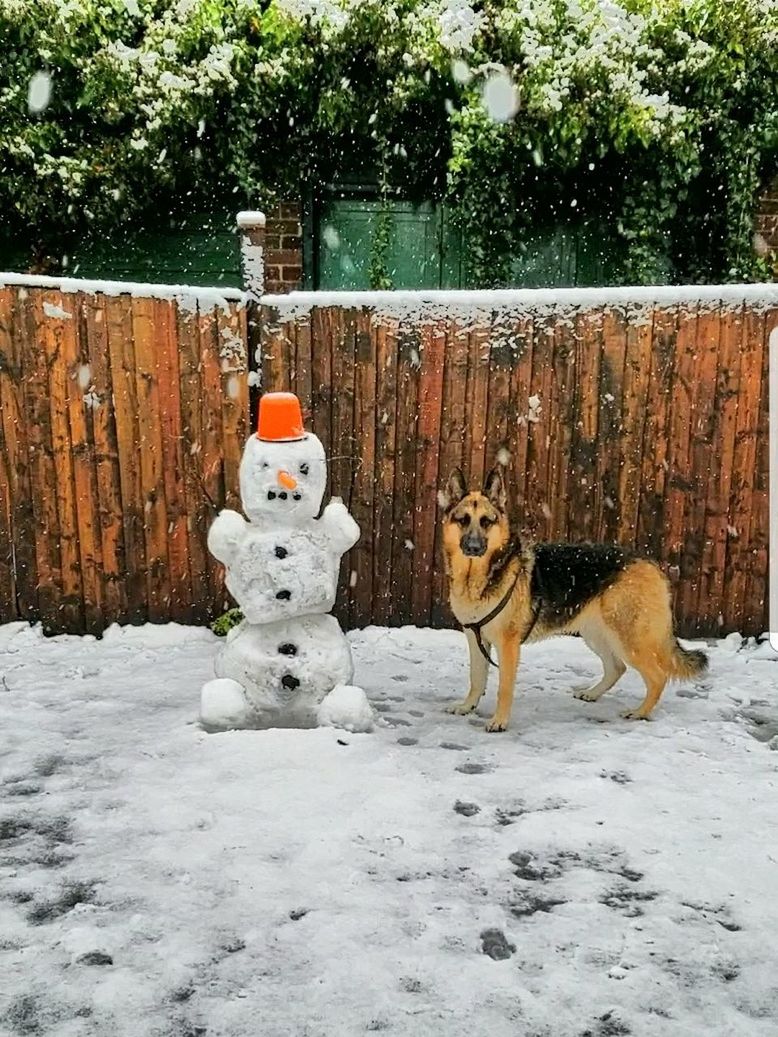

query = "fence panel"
[[260, 288, 776, 638], [1, 278, 773, 639], [0, 280, 248, 634]]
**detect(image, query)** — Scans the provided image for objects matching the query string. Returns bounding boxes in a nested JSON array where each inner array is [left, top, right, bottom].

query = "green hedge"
[[1, 0, 775, 283]]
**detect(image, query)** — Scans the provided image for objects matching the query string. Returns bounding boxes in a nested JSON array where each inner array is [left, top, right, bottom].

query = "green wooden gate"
[[311, 198, 632, 290]]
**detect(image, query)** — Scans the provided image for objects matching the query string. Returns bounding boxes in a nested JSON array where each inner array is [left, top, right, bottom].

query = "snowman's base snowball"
[[317, 684, 374, 733], [200, 678, 249, 729]]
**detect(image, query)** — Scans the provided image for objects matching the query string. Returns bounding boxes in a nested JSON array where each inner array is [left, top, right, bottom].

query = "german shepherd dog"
[[441, 466, 708, 732]]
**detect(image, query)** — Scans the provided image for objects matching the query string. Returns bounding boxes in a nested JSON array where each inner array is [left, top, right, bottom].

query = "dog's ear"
[[484, 466, 507, 511], [439, 468, 468, 509]]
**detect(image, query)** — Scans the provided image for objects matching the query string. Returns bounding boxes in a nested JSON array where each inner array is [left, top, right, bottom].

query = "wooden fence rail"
[[260, 288, 776, 639], [0, 276, 774, 639], [0, 278, 248, 633]]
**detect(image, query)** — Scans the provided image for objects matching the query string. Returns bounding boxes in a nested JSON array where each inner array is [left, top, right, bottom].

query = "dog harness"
[[462, 563, 539, 667]]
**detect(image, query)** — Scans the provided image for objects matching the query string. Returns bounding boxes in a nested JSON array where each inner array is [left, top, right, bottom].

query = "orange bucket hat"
[[257, 391, 306, 442]]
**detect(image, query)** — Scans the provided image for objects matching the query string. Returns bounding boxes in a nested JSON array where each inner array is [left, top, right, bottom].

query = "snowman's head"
[[240, 433, 327, 525]]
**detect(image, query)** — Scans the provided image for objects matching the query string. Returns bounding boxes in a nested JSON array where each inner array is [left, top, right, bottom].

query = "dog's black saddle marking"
[[531, 543, 633, 625]]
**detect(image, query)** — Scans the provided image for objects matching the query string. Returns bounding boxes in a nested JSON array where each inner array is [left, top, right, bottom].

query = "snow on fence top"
[[0, 271, 246, 314], [262, 283, 778, 323]]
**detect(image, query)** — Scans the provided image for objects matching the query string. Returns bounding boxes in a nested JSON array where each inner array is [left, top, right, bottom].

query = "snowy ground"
[[1, 621, 777, 1037]]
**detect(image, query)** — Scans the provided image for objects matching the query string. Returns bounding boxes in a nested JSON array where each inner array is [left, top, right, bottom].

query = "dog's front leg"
[[446, 629, 490, 715], [485, 633, 520, 732]]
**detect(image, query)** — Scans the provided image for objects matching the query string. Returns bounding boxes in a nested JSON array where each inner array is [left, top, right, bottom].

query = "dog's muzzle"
[[461, 533, 487, 557]]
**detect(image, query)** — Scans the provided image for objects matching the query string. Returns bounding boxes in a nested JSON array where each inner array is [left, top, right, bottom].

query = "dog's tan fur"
[[441, 466, 707, 732]]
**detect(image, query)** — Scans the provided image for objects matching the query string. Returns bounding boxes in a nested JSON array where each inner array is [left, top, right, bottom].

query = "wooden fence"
[[0, 276, 774, 639], [260, 287, 776, 638], [0, 278, 248, 633]]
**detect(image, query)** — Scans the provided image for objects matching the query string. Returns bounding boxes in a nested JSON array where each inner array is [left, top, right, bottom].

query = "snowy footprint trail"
[[1, 622, 776, 1037]]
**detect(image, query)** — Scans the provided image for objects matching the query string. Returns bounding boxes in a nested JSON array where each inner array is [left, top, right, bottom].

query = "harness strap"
[[462, 566, 522, 667], [462, 552, 547, 664]]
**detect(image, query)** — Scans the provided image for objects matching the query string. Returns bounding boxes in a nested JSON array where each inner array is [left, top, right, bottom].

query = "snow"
[[27, 71, 51, 115], [1, 621, 777, 1035], [199, 677, 249, 728], [0, 272, 245, 313], [317, 683, 375, 734], [204, 426, 361, 728], [235, 211, 266, 229], [451, 57, 472, 83], [236, 213, 265, 298], [42, 302, 73, 320], [261, 284, 778, 322], [210, 615, 355, 724], [239, 241, 264, 298], [770, 326, 778, 650], [482, 67, 520, 123]]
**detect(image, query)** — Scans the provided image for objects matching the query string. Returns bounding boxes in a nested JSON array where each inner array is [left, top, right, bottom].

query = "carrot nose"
[[278, 470, 297, 491]]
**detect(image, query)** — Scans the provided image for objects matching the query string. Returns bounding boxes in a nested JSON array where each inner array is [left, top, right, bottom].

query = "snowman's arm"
[[321, 498, 360, 554], [207, 509, 248, 564]]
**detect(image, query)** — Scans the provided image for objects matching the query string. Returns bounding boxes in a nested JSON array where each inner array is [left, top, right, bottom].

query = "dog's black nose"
[[461, 534, 487, 557]]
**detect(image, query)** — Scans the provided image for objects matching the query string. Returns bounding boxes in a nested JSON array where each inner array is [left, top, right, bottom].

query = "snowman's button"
[[281, 674, 300, 690], [278, 643, 297, 656], [275, 590, 291, 601], [275, 546, 288, 559]]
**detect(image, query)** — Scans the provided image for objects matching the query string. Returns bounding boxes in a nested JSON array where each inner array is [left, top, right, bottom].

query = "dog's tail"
[[669, 640, 708, 680]]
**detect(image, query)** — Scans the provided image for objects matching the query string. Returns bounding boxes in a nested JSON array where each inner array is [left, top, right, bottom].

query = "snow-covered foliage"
[[0, 0, 776, 282]]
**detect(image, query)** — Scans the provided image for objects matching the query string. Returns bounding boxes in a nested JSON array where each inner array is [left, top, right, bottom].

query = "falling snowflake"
[[27, 71, 51, 114], [451, 58, 471, 84], [322, 225, 340, 251], [482, 68, 519, 123]]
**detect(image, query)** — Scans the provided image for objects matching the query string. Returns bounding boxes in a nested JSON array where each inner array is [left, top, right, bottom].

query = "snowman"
[[200, 392, 374, 733]]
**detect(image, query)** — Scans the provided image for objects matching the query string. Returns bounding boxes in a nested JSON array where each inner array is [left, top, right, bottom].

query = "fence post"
[[236, 210, 265, 428]]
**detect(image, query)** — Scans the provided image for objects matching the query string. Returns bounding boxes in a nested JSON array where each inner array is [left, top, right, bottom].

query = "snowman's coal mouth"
[[266, 491, 303, 502]]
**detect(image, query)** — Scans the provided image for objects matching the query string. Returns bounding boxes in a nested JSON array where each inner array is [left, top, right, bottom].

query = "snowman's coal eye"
[[299, 463, 309, 476]]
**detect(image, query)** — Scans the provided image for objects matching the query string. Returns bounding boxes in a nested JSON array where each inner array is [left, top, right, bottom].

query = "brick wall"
[[755, 176, 778, 262], [264, 201, 303, 294]]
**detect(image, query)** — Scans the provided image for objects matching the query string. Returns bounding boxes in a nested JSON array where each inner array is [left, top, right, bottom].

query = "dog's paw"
[[621, 708, 652, 721], [573, 686, 600, 702], [446, 700, 476, 716], [485, 716, 508, 733]]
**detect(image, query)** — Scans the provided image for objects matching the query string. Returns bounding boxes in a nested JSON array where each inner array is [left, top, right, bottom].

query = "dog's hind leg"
[[447, 629, 490, 715], [574, 628, 626, 703], [622, 661, 667, 720]]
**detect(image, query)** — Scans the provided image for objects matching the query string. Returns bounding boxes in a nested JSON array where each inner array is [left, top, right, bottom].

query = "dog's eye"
[[456, 515, 470, 528], [480, 516, 494, 529], [299, 463, 309, 476]]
